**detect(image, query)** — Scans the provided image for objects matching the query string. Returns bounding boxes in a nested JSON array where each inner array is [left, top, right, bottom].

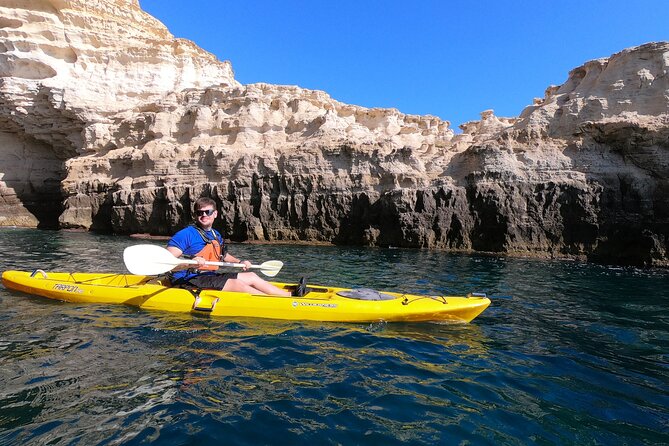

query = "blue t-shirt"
[[167, 225, 224, 283]]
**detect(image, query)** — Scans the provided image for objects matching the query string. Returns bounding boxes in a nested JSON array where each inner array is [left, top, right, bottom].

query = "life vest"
[[192, 226, 224, 271]]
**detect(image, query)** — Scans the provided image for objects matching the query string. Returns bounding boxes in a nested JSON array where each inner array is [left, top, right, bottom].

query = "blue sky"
[[138, 1, 668, 130]]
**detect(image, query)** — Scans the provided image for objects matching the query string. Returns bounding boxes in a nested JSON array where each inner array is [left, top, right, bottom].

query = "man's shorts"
[[178, 273, 238, 290]]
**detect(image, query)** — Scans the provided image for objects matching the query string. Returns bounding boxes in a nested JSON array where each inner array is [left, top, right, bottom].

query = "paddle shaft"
[[180, 258, 264, 270]]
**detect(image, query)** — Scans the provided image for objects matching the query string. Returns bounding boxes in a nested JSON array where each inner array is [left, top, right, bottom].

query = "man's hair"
[[194, 197, 217, 211]]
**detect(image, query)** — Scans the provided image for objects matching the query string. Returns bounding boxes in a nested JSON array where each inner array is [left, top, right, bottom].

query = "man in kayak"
[[166, 197, 294, 296]]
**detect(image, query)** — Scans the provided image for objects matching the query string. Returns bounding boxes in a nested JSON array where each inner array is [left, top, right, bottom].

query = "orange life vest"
[[193, 226, 223, 271]]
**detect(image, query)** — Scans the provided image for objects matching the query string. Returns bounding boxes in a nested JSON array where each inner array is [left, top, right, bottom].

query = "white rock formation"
[[1, 0, 668, 265]]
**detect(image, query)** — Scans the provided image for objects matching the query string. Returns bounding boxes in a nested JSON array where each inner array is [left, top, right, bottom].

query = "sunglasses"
[[195, 209, 215, 217]]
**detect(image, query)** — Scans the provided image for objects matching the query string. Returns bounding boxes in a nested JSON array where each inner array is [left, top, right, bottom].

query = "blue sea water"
[[0, 228, 667, 445]]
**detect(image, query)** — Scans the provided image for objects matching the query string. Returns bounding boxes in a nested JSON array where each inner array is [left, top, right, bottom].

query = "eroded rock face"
[[0, 0, 238, 226], [0, 0, 667, 266]]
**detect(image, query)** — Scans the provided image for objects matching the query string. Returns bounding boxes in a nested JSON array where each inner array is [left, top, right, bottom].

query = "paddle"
[[123, 244, 284, 277]]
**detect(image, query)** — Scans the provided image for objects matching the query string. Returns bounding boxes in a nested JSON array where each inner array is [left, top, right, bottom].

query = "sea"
[[0, 228, 667, 445]]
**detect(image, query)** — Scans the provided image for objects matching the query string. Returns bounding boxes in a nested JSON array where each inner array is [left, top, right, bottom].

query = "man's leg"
[[228, 272, 291, 296], [222, 278, 263, 294]]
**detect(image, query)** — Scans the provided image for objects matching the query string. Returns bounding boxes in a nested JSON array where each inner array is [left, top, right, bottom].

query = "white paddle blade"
[[257, 260, 283, 277], [123, 244, 190, 275]]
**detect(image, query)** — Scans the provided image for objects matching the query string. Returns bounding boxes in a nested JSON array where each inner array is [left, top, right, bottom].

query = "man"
[[167, 197, 293, 296]]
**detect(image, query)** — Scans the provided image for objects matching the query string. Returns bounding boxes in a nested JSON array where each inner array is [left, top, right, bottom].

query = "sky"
[[138, 0, 668, 130]]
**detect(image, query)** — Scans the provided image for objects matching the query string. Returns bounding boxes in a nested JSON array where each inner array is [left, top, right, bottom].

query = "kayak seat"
[[337, 288, 396, 301]]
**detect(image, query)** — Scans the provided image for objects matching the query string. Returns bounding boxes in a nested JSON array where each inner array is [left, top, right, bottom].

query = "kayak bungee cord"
[[401, 295, 449, 305]]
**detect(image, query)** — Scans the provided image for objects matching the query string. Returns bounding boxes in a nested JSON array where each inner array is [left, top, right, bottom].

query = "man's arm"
[[223, 252, 251, 270]]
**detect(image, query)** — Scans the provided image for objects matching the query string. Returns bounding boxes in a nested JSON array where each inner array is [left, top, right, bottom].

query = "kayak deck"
[[1, 270, 491, 323]]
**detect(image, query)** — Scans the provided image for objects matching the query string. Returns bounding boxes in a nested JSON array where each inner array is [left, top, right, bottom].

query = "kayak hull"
[[1, 270, 490, 323]]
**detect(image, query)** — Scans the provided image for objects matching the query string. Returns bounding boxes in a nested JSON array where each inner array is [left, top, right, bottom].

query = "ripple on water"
[[0, 228, 668, 444]]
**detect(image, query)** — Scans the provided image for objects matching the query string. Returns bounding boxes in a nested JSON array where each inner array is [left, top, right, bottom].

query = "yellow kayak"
[[1, 270, 491, 323]]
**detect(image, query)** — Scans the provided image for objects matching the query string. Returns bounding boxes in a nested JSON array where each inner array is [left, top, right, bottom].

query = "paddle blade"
[[123, 244, 183, 275], [257, 260, 283, 277]]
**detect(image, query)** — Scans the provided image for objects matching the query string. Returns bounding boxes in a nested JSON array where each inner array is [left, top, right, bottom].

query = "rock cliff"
[[1, 0, 667, 266]]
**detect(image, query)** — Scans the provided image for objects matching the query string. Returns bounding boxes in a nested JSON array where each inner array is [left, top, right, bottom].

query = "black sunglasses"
[[195, 209, 215, 217]]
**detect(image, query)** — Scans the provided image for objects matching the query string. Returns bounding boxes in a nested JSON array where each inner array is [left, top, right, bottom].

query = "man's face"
[[195, 206, 217, 223]]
